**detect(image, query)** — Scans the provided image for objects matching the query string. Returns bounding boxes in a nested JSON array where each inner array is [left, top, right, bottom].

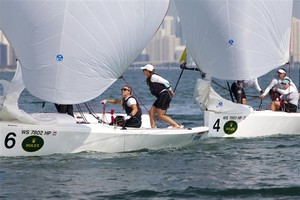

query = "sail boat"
[[0, 0, 208, 157], [175, 0, 300, 137]]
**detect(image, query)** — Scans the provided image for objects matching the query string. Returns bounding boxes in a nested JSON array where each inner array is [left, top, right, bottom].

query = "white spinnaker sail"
[[0, 0, 169, 104], [175, 0, 293, 80]]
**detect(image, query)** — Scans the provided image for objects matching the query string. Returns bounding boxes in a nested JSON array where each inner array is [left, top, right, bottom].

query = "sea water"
[[0, 67, 300, 199]]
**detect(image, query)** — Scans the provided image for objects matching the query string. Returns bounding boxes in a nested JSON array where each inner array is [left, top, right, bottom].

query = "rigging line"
[[212, 80, 230, 91], [246, 94, 260, 98], [75, 104, 88, 124], [178, 65, 264, 105], [101, 104, 109, 124], [165, 62, 186, 115], [120, 76, 149, 113], [39, 101, 46, 113], [173, 62, 186, 93], [181, 65, 230, 92], [84, 102, 100, 121], [257, 98, 263, 111], [227, 82, 234, 102]]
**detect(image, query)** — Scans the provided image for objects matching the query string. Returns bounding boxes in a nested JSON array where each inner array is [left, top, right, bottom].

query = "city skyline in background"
[[1, 0, 300, 70]]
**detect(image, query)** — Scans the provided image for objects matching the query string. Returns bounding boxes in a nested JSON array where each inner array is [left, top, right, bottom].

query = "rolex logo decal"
[[223, 120, 238, 135], [22, 136, 44, 152]]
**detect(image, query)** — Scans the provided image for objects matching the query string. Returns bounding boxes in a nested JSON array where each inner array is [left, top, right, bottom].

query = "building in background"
[[0, 43, 8, 68], [291, 17, 300, 66], [135, 15, 184, 68], [0, 30, 16, 70]]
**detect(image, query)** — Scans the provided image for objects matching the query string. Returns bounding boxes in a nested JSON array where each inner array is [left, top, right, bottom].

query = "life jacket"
[[122, 96, 142, 119], [147, 74, 166, 97]]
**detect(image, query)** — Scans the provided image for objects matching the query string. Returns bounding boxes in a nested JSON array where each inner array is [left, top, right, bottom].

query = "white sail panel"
[[0, 0, 169, 104], [175, 0, 293, 80]]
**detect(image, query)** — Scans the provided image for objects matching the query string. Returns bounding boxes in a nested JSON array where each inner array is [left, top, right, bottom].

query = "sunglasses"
[[121, 88, 129, 91]]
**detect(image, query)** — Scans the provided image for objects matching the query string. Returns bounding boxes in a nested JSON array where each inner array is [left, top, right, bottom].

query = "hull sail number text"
[[4, 132, 16, 149]]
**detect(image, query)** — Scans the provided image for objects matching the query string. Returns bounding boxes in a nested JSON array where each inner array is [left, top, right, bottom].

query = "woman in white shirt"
[[271, 78, 299, 112], [141, 64, 181, 128]]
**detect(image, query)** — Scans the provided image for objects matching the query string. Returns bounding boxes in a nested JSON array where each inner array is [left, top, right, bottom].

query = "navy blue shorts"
[[115, 116, 142, 128], [125, 117, 142, 128], [153, 90, 171, 110], [282, 102, 297, 113]]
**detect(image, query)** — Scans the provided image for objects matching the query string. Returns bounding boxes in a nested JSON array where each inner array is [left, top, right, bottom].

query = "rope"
[[257, 98, 263, 110], [102, 103, 108, 123], [75, 104, 88, 123], [173, 62, 186, 93], [227, 81, 234, 102], [211, 80, 229, 91], [246, 94, 261, 98], [164, 62, 186, 116], [84, 102, 107, 123]]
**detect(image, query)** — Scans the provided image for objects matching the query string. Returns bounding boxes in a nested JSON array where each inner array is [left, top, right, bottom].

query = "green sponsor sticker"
[[22, 136, 44, 152], [223, 120, 238, 135]]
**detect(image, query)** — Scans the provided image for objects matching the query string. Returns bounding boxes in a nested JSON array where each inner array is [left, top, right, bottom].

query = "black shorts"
[[114, 116, 141, 128], [125, 117, 142, 128], [282, 103, 297, 113], [153, 90, 171, 110], [231, 82, 246, 102]]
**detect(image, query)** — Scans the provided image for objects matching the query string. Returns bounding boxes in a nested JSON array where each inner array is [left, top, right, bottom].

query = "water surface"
[[1, 67, 300, 199]]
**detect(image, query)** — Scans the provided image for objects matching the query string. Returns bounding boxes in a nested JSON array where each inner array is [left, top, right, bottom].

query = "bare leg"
[[156, 108, 180, 128], [271, 101, 280, 111], [149, 106, 157, 128], [270, 101, 276, 111]]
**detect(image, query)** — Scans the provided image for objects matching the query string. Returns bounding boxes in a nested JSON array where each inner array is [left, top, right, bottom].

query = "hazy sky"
[[169, 0, 300, 19], [293, 0, 300, 19]]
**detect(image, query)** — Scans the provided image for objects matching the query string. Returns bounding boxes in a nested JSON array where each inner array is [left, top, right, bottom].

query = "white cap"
[[277, 68, 286, 74], [140, 64, 154, 71]]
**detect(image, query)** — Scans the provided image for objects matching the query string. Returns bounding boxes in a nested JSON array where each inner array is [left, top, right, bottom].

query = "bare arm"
[[106, 98, 123, 105], [130, 104, 138, 116]]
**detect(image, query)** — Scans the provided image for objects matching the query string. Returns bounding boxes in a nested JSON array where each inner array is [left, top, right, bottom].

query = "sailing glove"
[[101, 100, 107, 104]]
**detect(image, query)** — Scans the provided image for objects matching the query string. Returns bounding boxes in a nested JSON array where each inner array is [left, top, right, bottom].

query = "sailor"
[[54, 104, 74, 117], [271, 78, 299, 112], [260, 68, 296, 100], [231, 78, 263, 104], [260, 68, 297, 110], [101, 85, 142, 128], [140, 64, 181, 128]]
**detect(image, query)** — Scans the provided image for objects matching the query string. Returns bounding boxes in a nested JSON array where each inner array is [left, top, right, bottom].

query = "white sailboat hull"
[[0, 113, 209, 157], [205, 110, 300, 138]]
